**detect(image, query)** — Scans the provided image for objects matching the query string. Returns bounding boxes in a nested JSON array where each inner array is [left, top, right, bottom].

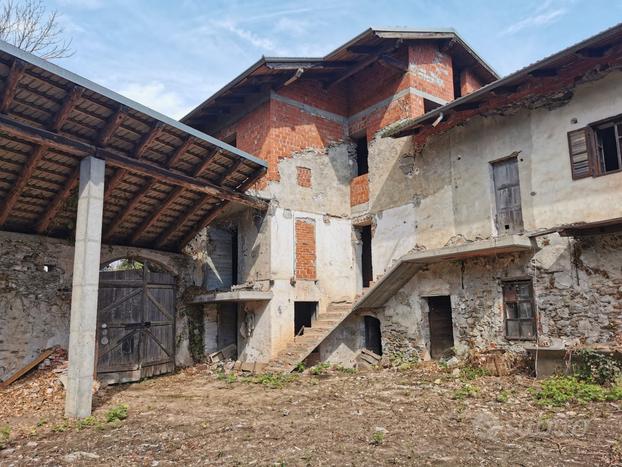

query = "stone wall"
[[377, 233, 622, 360], [0, 231, 203, 382]]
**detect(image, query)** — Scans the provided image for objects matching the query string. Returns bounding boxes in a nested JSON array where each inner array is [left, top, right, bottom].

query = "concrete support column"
[[65, 156, 106, 418]]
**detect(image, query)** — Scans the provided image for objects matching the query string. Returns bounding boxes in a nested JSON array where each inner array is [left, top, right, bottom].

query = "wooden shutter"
[[567, 128, 592, 179]]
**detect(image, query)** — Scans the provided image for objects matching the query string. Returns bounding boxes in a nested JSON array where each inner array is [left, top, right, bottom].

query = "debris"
[[356, 349, 382, 368], [64, 451, 100, 463], [207, 344, 237, 363], [1, 348, 55, 388]]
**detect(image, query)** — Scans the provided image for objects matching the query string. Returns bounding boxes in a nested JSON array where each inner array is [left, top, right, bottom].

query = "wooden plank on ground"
[[1, 348, 54, 388]]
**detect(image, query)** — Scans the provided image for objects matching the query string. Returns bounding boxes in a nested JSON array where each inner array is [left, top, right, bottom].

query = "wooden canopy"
[[0, 40, 268, 252]]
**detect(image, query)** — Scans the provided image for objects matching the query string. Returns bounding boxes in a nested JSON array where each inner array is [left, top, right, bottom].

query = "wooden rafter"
[[173, 168, 265, 250], [215, 159, 245, 186], [166, 136, 194, 168], [50, 86, 84, 132], [36, 165, 80, 233], [104, 121, 165, 198], [0, 59, 26, 113], [98, 105, 127, 146], [128, 147, 220, 243], [0, 144, 47, 225], [102, 177, 157, 241]]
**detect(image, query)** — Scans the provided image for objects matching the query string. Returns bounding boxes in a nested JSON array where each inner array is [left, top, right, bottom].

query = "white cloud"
[[116, 81, 191, 120], [502, 1, 567, 35], [215, 20, 281, 53], [56, 0, 104, 9]]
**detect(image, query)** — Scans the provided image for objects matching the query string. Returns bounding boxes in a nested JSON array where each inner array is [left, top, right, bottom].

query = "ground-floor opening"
[[294, 301, 317, 336], [364, 315, 382, 356], [426, 296, 454, 359]]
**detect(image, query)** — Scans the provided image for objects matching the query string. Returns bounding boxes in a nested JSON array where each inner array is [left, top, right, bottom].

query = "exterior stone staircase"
[[264, 302, 354, 373]]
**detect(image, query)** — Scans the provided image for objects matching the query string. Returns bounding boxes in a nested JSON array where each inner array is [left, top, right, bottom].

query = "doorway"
[[294, 302, 317, 336], [358, 225, 373, 288], [426, 296, 455, 359], [364, 316, 382, 356]]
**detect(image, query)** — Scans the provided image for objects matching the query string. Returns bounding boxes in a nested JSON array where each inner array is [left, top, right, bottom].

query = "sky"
[[45, 0, 622, 120]]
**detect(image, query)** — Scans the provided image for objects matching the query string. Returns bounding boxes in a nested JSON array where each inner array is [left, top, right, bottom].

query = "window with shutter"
[[567, 128, 592, 179]]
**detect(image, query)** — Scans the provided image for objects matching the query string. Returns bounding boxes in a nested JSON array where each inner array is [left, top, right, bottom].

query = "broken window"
[[503, 280, 536, 340], [354, 134, 369, 176], [568, 116, 622, 179]]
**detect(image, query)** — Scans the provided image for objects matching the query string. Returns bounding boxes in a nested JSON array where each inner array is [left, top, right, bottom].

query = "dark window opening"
[[427, 296, 454, 359], [354, 135, 368, 176], [423, 98, 442, 113], [503, 280, 536, 340], [294, 302, 317, 336], [595, 123, 621, 173], [364, 316, 382, 356], [359, 225, 373, 288], [231, 228, 238, 286]]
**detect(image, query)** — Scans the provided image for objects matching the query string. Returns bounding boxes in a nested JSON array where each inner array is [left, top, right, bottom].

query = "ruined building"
[[1, 24, 622, 414]]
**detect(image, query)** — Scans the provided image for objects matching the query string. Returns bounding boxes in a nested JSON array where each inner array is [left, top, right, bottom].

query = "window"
[[503, 280, 536, 340], [568, 116, 622, 179], [354, 135, 368, 176]]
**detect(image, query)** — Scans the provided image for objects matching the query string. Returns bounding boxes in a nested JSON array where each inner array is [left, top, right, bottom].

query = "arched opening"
[[96, 257, 176, 385], [364, 315, 382, 356]]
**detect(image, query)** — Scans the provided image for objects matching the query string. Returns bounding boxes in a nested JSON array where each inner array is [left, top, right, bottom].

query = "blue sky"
[[48, 0, 622, 120]]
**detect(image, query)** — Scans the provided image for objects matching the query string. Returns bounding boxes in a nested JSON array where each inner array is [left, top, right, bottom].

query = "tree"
[[0, 0, 73, 60]]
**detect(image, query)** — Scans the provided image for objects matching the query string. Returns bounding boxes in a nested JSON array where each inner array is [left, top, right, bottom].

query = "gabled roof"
[[0, 38, 267, 251], [384, 22, 622, 138], [181, 27, 498, 131]]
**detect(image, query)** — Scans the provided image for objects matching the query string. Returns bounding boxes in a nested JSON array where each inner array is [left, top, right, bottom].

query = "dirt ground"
[[1, 363, 622, 466]]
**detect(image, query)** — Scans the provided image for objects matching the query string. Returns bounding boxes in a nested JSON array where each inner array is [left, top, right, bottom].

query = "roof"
[[0, 39, 268, 251], [181, 27, 499, 132], [384, 22, 622, 138], [354, 235, 533, 310]]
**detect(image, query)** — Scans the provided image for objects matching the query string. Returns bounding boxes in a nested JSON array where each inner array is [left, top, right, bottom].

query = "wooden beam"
[[98, 105, 127, 146], [192, 148, 220, 177], [347, 45, 382, 54], [0, 112, 268, 210], [0, 59, 26, 113], [50, 86, 83, 132], [175, 168, 265, 250], [129, 147, 220, 243], [104, 121, 165, 198], [216, 158, 244, 186], [156, 167, 265, 250], [378, 54, 408, 73], [36, 165, 80, 233], [102, 177, 156, 241], [0, 144, 47, 225], [166, 136, 194, 168]]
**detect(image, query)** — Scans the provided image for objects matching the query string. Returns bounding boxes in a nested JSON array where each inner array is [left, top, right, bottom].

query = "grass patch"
[[309, 362, 331, 376], [105, 404, 128, 423], [370, 429, 385, 446], [333, 365, 357, 374], [390, 352, 418, 371], [531, 376, 622, 406], [496, 390, 510, 403], [460, 366, 490, 381], [452, 383, 479, 400], [243, 373, 298, 389], [217, 371, 238, 384], [0, 425, 10, 449]]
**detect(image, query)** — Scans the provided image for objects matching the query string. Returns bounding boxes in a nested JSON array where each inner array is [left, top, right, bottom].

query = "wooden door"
[[96, 260, 176, 385], [427, 296, 454, 359], [492, 157, 523, 234]]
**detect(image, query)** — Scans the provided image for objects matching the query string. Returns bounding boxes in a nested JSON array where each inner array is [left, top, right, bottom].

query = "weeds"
[[574, 349, 621, 386], [460, 366, 490, 381], [531, 376, 622, 406], [105, 404, 128, 423], [496, 390, 510, 403], [370, 429, 385, 445], [294, 362, 306, 373], [76, 416, 98, 431], [217, 371, 238, 384], [0, 425, 10, 449], [310, 362, 331, 376], [390, 352, 418, 371], [244, 373, 298, 389], [51, 421, 69, 433], [334, 365, 357, 374], [452, 383, 479, 400]]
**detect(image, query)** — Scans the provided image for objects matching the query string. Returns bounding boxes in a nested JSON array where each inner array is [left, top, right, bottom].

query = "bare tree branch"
[[0, 0, 74, 60]]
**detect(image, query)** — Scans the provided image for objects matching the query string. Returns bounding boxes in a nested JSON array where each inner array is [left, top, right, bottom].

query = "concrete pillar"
[[65, 156, 106, 418]]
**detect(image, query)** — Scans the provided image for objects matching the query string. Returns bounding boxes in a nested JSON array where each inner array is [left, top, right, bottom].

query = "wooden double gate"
[[96, 260, 176, 384]]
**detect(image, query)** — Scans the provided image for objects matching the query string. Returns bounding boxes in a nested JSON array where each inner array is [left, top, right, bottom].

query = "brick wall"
[[459, 68, 483, 97], [350, 173, 369, 206], [295, 218, 316, 280], [409, 43, 454, 103], [296, 166, 312, 187]]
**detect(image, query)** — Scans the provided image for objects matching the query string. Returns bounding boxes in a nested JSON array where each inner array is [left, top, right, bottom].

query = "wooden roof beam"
[[216, 159, 245, 186], [0, 113, 268, 210], [0, 144, 47, 225], [0, 59, 26, 113], [166, 136, 194, 168], [36, 165, 79, 233], [50, 86, 84, 132], [98, 105, 127, 146]]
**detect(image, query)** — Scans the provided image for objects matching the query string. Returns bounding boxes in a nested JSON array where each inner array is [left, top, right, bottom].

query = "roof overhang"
[[181, 27, 498, 132], [354, 235, 533, 310], [557, 217, 622, 237], [384, 22, 622, 139], [0, 39, 268, 252]]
